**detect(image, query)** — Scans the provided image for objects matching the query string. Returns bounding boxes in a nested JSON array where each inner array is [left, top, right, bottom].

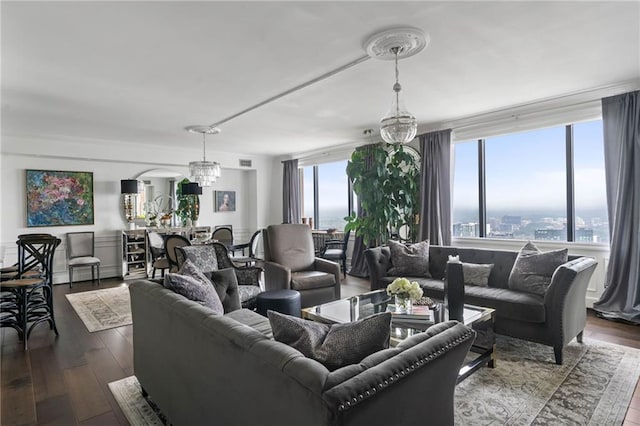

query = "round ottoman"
[[256, 289, 301, 317]]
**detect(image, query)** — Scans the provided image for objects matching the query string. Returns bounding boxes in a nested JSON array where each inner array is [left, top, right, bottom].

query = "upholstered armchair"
[[175, 242, 263, 310], [263, 224, 340, 308]]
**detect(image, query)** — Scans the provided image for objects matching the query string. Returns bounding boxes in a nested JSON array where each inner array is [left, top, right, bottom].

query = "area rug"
[[455, 336, 640, 425], [65, 286, 132, 332], [108, 376, 163, 425], [109, 337, 640, 425]]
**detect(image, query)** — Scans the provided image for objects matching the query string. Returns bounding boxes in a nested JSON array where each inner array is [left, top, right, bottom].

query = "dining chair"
[[1, 234, 61, 350], [321, 229, 351, 278], [147, 231, 169, 278], [230, 229, 263, 267], [212, 226, 233, 249], [66, 232, 101, 288], [164, 234, 191, 272]]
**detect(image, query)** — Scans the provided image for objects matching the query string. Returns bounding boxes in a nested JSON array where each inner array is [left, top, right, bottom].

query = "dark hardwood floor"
[[2, 276, 639, 425]]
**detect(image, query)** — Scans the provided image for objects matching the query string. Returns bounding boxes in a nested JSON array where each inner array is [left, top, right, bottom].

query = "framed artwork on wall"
[[214, 191, 236, 212], [26, 169, 95, 227]]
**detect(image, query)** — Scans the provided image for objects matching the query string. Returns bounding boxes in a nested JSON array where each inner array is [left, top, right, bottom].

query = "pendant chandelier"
[[186, 126, 221, 187], [364, 27, 428, 144]]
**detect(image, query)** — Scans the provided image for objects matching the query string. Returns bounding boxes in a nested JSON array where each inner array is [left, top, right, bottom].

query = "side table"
[[256, 289, 301, 317]]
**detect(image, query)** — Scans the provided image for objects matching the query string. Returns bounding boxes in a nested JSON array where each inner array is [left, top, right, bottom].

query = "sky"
[[453, 119, 607, 213]]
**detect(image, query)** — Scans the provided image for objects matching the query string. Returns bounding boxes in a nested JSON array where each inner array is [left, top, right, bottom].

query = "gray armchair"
[[263, 224, 340, 308]]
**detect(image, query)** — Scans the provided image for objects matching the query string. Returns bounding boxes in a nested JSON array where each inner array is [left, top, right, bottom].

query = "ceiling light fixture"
[[186, 125, 221, 187], [364, 27, 428, 144]]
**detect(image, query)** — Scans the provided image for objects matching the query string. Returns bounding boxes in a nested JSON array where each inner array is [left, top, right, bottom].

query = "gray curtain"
[[418, 129, 452, 246], [593, 90, 640, 324], [282, 159, 301, 224], [348, 144, 377, 278]]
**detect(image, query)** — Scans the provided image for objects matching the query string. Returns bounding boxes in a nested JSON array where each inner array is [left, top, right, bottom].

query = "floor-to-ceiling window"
[[301, 160, 351, 230], [452, 119, 608, 244]]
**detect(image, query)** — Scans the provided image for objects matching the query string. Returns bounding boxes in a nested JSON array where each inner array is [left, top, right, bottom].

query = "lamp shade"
[[120, 179, 139, 194], [181, 182, 203, 195]]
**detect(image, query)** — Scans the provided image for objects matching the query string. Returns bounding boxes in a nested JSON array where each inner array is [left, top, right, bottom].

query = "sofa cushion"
[[177, 245, 219, 272], [206, 268, 242, 313], [508, 242, 568, 296], [291, 271, 336, 291], [268, 311, 391, 371], [225, 308, 273, 338], [388, 240, 431, 277], [238, 285, 262, 304], [163, 270, 224, 315], [411, 277, 546, 323]]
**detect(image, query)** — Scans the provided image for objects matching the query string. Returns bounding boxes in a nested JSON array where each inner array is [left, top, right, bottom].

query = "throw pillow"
[[461, 262, 494, 286], [387, 239, 431, 277], [268, 311, 391, 371], [508, 242, 568, 296], [176, 245, 219, 273], [163, 272, 224, 315], [205, 268, 242, 313]]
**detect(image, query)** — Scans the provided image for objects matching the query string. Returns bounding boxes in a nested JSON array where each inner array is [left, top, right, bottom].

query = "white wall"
[[1, 135, 282, 283]]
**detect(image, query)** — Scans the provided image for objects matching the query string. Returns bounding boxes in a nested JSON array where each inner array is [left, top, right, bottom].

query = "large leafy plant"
[[175, 178, 200, 226], [345, 143, 420, 246]]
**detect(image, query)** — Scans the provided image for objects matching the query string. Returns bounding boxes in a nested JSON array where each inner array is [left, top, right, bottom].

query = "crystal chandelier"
[[364, 27, 428, 144], [186, 126, 221, 187], [379, 46, 417, 144]]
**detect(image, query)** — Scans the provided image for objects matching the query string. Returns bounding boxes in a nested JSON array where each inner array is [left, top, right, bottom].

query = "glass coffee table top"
[[302, 290, 496, 382]]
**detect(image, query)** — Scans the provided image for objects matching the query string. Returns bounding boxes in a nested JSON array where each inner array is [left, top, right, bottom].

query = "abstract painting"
[[26, 169, 94, 227], [215, 191, 236, 212]]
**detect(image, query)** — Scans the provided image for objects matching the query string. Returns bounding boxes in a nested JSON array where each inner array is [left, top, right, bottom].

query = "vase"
[[395, 294, 413, 314]]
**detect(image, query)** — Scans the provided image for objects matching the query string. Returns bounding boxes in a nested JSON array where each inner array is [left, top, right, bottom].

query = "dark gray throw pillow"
[[462, 262, 494, 286], [508, 242, 568, 296], [387, 239, 431, 277], [268, 311, 391, 371], [163, 270, 224, 315], [205, 268, 242, 313]]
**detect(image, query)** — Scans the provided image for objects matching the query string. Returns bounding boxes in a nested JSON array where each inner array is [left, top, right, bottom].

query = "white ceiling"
[[2, 1, 639, 157]]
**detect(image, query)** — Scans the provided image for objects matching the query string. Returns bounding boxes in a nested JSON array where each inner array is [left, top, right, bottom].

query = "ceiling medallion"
[[364, 27, 428, 144]]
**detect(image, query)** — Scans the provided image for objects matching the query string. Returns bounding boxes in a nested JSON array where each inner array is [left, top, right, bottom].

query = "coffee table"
[[301, 289, 496, 383]]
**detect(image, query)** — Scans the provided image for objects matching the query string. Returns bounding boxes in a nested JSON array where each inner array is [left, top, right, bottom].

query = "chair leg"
[[576, 331, 584, 343], [152, 268, 157, 279], [97, 264, 101, 285], [91, 266, 95, 284], [69, 268, 73, 289], [554, 346, 563, 365], [342, 258, 347, 278]]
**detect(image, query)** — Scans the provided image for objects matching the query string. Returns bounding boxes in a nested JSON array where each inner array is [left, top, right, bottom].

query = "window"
[[452, 141, 479, 237], [452, 119, 608, 244], [573, 120, 609, 243], [301, 160, 351, 231], [485, 126, 566, 241]]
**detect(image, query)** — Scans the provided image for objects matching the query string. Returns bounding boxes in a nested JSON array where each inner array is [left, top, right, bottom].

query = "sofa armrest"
[[544, 257, 598, 345], [322, 321, 475, 424], [264, 260, 292, 291], [314, 258, 341, 299], [364, 246, 392, 290]]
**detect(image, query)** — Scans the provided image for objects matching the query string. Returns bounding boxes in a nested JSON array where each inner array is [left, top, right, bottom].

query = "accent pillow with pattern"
[[176, 245, 219, 273], [163, 263, 224, 315], [508, 242, 568, 296], [387, 239, 431, 277], [268, 311, 391, 371]]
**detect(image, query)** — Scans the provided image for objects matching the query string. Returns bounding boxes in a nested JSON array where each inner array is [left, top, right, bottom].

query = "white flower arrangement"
[[386, 277, 424, 302]]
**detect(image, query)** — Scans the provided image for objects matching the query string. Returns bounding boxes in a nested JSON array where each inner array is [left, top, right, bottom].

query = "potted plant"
[[175, 178, 200, 226], [345, 143, 420, 246]]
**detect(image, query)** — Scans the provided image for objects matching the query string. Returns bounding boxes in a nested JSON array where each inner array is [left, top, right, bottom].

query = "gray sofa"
[[130, 280, 476, 426], [365, 245, 598, 365]]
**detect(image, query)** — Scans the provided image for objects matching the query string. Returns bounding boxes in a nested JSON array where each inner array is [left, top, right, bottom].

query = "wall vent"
[[239, 159, 252, 167]]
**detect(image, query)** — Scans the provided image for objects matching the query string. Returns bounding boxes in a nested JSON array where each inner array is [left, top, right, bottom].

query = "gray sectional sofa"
[[365, 245, 598, 364], [130, 280, 476, 426]]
